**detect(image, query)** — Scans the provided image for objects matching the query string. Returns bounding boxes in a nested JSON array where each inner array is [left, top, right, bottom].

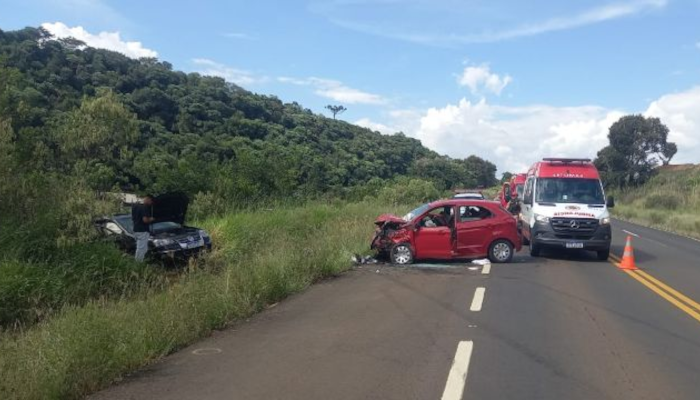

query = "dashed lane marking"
[[481, 263, 491, 275], [441, 341, 474, 400], [470, 287, 486, 312], [622, 229, 640, 238]]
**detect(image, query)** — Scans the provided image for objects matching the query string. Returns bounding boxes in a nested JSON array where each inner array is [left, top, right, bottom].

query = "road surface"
[[92, 219, 700, 400]]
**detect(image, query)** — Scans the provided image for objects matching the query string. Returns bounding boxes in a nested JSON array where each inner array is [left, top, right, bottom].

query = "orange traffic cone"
[[619, 235, 638, 270]]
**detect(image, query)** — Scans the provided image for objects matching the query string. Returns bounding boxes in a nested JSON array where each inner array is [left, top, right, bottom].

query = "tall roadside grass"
[[611, 165, 700, 239], [0, 201, 399, 400], [0, 243, 164, 328]]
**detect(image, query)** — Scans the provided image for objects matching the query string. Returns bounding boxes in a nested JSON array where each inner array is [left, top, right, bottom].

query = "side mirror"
[[606, 196, 615, 208]]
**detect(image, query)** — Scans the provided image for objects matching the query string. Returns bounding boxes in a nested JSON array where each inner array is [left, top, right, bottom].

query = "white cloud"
[[355, 118, 396, 134], [41, 22, 157, 59], [458, 64, 512, 96], [471, 0, 668, 43], [367, 85, 700, 173], [278, 76, 387, 105], [413, 99, 623, 173], [645, 87, 700, 155], [192, 58, 267, 86], [323, 0, 667, 45]]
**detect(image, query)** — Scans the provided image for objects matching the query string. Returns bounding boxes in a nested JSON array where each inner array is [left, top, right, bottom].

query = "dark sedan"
[[94, 193, 211, 260]]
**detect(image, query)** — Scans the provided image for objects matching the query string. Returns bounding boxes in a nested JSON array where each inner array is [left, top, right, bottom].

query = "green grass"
[[0, 201, 402, 400], [612, 165, 700, 239], [0, 244, 164, 328]]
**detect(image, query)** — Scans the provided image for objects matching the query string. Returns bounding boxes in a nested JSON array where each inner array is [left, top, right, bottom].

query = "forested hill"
[[0, 27, 497, 202]]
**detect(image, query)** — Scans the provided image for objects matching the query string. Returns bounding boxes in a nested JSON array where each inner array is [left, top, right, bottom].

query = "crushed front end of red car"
[[370, 214, 411, 257]]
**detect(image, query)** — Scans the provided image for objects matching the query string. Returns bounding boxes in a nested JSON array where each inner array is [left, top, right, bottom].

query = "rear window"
[[458, 205, 493, 222]]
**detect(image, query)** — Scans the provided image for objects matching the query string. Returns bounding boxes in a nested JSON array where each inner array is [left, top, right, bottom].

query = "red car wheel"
[[390, 243, 414, 265], [489, 239, 514, 263]]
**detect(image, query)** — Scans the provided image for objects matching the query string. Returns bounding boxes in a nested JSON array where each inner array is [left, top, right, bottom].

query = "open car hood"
[[374, 214, 406, 226], [153, 192, 189, 225]]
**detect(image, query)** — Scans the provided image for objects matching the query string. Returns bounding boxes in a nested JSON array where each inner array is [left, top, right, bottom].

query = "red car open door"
[[413, 206, 455, 259]]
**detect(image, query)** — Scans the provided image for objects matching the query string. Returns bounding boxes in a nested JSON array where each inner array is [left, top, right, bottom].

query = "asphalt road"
[[92, 219, 700, 400]]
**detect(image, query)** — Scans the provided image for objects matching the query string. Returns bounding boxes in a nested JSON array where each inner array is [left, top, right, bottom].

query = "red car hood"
[[374, 214, 406, 226]]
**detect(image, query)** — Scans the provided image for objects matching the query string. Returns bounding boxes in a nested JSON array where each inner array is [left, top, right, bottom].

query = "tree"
[[325, 104, 347, 119], [463, 155, 498, 188], [55, 90, 139, 190], [500, 172, 513, 183], [0, 26, 502, 201], [594, 115, 676, 187]]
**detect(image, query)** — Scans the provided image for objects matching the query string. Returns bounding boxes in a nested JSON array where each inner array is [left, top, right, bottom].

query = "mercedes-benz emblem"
[[569, 220, 580, 229]]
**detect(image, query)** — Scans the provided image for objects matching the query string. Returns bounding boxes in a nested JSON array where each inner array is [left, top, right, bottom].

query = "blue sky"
[[2, 0, 699, 172]]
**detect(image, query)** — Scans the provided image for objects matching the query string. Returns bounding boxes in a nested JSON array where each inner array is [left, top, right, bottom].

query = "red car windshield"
[[403, 203, 430, 222]]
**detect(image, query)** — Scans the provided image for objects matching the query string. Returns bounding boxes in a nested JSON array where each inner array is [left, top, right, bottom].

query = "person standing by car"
[[132, 195, 155, 262], [506, 194, 522, 215]]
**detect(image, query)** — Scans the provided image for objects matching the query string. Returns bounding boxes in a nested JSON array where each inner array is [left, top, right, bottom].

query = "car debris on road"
[[352, 254, 379, 265]]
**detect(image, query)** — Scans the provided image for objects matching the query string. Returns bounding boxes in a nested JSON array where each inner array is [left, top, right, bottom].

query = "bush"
[[648, 211, 665, 225], [375, 178, 442, 206], [189, 191, 229, 221], [644, 193, 683, 210]]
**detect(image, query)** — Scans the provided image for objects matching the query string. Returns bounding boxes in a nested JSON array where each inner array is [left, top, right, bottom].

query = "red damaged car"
[[371, 199, 522, 265]]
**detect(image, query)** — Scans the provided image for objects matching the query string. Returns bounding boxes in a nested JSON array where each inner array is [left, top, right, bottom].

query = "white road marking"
[[470, 287, 486, 312], [481, 263, 491, 275], [620, 226, 670, 248], [441, 341, 474, 400], [192, 348, 222, 355], [622, 229, 640, 238]]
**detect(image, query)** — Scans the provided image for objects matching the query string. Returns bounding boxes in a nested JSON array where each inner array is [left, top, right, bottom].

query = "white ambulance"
[[520, 158, 614, 260]]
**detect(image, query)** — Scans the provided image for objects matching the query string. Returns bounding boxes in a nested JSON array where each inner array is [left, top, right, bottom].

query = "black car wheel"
[[390, 243, 414, 265]]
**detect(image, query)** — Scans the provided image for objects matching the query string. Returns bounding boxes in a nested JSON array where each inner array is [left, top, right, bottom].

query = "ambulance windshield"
[[535, 178, 605, 204]]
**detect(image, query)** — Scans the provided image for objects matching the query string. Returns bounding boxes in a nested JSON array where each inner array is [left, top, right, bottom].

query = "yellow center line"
[[608, 257, 700, 324], [622, 270, 700, 324], [635, 270, 700, 313]]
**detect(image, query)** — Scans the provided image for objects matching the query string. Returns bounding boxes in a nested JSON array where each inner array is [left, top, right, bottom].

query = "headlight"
[[600, 217, 611, 225], [199, 230, 211, 240], [153, 238, 175, 247], [535, 214, 550, 223]]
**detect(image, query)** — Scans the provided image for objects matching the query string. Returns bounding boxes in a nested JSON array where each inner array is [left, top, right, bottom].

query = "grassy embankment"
[[612, 164, 700, 239], [0, 200, 401, 400]]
